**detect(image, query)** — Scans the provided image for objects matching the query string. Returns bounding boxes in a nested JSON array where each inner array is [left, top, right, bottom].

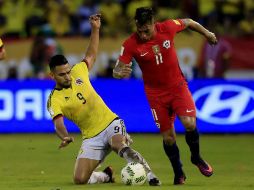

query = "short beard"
[[60, 81, 71, 89]]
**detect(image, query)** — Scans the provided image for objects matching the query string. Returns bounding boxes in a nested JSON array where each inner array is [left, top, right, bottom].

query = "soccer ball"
[[121, 162, 147, 185]]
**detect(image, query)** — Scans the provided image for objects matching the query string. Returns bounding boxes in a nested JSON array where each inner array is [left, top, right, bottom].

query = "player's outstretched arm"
[[53, 116, 74, 149], [182, 19, 218, 45], [113, 60, 132, 79], [84, 14, 101, 70]]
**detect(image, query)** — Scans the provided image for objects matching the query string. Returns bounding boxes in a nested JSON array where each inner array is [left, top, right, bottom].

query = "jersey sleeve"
[[47, 96, 63, 120], [118, 39, 134, 65], [71, 62, 89, 78], [163, 19, 186, 35]]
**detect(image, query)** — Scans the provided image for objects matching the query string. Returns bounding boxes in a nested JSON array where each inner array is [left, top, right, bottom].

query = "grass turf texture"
[[0, 134, 253, 190]]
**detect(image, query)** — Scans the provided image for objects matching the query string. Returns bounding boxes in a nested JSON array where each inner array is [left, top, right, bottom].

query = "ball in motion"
[[121, 162, 147, 185]]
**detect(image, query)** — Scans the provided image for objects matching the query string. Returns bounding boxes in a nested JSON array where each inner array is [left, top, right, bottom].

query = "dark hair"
[[134, 7, 154, 26], [49, 54, 68, 71]]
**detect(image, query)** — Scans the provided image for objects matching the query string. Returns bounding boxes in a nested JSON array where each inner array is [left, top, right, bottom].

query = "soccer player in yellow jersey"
[[47, 14, 161, 186], [0, 38, 6, 60]]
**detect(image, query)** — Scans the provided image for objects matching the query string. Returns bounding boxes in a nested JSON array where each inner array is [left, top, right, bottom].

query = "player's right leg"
[[161, 128, 186, 185], [107, 119, 161, 186], [149, 99, 186, 185]]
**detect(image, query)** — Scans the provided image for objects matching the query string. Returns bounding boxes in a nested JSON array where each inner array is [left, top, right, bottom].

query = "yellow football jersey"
[[47, 62, 118, 139]]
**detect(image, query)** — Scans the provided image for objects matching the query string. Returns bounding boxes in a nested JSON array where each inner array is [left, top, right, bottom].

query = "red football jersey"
[[118, 19, 186, 93]]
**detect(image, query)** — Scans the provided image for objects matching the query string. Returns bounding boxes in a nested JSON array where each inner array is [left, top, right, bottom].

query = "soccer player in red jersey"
[[113, 7, 217, 185]]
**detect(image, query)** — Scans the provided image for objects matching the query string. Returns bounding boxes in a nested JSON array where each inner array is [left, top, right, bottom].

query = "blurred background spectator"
[[99, 0, 122, 37], [77, 0, 98, 36], [24, 0, 47, 37], [0, 0, 253, 80], [30, 30, 63, 79], [197, 35, 232, 78], [46, 0, 71, 36]]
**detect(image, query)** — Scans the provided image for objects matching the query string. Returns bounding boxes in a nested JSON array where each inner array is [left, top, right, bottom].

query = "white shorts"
[[77, 118, 131, 161]]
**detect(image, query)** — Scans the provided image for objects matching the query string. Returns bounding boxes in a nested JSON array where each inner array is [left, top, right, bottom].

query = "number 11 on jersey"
[[155, 53, 163, 65]]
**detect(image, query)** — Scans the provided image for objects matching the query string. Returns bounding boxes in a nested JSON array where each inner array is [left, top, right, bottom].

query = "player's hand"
[[89, 14, 101, 30], [205, 31, 217, 45], [59, 136, 74, 149], [113, 64, 132, 78]]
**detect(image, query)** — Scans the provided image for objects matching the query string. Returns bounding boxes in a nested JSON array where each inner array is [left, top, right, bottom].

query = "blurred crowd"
[[0, 0, 254, 80], [0, 0, 253, 38]]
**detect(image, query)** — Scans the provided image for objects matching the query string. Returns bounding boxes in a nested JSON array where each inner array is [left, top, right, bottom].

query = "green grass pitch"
[[0, 134, 253, 190]]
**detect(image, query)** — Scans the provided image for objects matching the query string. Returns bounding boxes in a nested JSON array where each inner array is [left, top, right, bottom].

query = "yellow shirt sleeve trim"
[[173, 19, 181, 25]]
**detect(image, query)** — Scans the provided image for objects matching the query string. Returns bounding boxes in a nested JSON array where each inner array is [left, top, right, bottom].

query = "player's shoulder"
[[71, 61, 86, 70], [48, 88, 56, 99], [156, 19, 183, 32], [124, 33, 138, 45], [71, 61, 89, 75], [48, 88, 63, 102], [158, 19, 182, 25], [47, 89, 58, 109]]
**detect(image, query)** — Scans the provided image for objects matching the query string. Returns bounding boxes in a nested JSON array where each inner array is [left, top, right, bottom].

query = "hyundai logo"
[[193, 84, 254, 125]]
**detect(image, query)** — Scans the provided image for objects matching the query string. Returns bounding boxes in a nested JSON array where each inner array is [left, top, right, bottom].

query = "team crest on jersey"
[[163, 40, 170, 49], [152, 45, 160, 54], [75, 78, 83, 85]]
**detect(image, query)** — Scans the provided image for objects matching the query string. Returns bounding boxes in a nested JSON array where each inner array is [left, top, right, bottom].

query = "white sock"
[[147, 171, 157, 181], [147, 172, 161, 185], [88, 171, 109, 184]]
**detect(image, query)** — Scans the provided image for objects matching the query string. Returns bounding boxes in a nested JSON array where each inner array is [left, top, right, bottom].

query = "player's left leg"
[[107, 119, 161, 186], [113, 134, 161, 186], [174, 83, 213, 177], [148, 95, 186, 185], [179, 116, 213, 177]]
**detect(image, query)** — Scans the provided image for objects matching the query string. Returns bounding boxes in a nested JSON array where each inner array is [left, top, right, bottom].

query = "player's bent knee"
[[162, 131, 176, 145], [163, 136, 176, 145], [180, 116, 196, 131], [184, 122, 196, 131], [110, 135, 128, 153], [73, 175, 89, 184], [111, 143, 124, 152]]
